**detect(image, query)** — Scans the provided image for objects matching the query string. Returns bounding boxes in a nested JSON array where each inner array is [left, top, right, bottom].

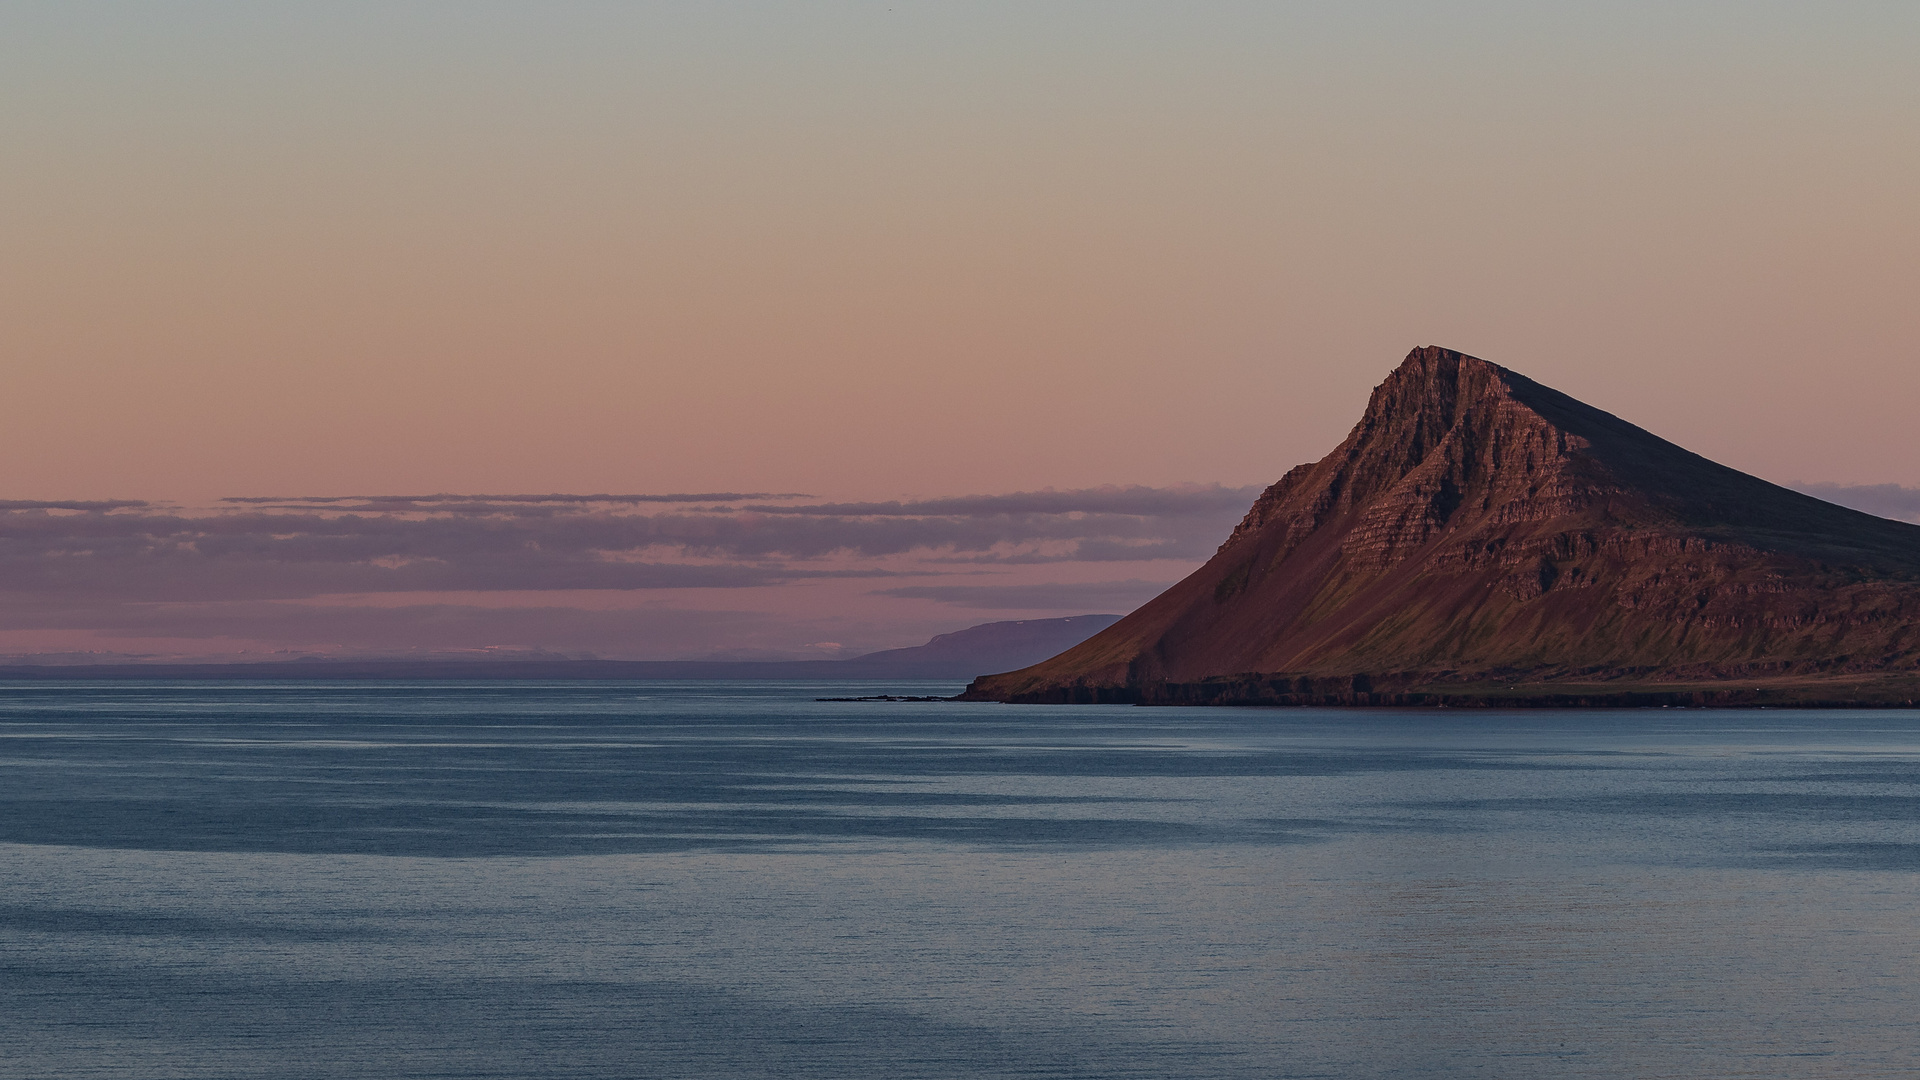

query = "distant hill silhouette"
[[965, 347, 1920, 707], [0, 615, 1122, 682], [838, 615, 1123, 676]]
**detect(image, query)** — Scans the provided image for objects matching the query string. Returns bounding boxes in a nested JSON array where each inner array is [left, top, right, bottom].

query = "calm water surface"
[[3, 681, 1918, 1078]]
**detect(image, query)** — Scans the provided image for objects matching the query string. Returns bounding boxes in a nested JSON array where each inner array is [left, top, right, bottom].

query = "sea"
[[3, 681, 1918, 1079]]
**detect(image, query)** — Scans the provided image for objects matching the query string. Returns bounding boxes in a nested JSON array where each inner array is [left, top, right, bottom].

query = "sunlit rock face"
[[966, 347, 1920, 707]]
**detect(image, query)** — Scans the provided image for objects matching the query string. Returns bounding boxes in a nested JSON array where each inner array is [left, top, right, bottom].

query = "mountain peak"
[[1219, 346, 1597, 563], [1366, 345, 1506, 416], [966, 347, 1920, 707]]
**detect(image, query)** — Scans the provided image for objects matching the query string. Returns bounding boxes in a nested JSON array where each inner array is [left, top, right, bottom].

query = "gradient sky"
[[2, 2, 1916, 659], [5, 1, 1916, 503]]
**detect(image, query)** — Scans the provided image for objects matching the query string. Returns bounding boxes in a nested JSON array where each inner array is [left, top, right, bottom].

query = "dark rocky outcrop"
[[964, 347, 1920, 707]]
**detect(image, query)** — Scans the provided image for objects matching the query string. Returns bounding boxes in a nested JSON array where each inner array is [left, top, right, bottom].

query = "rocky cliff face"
[[964, 347, 1920, 706]]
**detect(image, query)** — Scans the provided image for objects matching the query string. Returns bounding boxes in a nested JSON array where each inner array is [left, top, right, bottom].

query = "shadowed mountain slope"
[[965, 347, 1920, 707]]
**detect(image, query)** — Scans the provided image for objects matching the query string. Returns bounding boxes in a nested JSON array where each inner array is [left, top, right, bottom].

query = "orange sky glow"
[[2, 3, 1915, 659]]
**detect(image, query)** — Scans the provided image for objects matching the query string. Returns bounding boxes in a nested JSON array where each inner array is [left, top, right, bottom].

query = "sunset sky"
[[3, 2, 1915, 660]]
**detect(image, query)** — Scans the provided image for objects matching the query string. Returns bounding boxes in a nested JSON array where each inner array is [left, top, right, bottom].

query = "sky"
[[2, 2, 1916, 660], [0, 487, 1257, 660]]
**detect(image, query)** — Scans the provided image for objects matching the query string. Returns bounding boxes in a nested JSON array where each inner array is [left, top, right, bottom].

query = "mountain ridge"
[[0, 615, 1122, 682], [964, 347, 1920, 706]]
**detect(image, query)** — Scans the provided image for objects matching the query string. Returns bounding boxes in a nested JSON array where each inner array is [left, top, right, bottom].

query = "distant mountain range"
[[965, 347, 1920, 707], [0, 615, 1122, 682]]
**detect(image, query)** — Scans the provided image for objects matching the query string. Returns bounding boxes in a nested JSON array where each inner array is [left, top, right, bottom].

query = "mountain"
[[0, 615, 1122, 682], [965, 347, 1920, 707]]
